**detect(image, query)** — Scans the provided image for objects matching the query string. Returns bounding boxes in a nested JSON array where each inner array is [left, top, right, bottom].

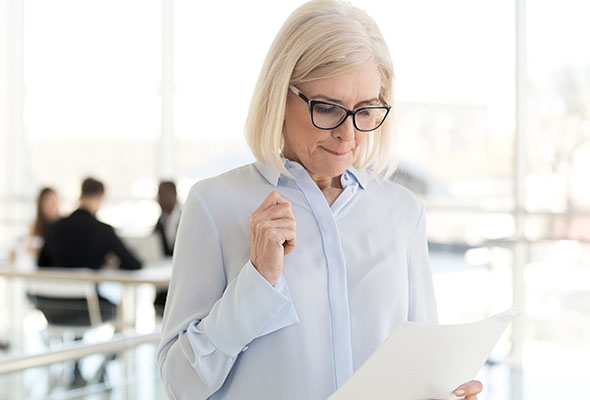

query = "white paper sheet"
[[330, 309, 518, 400]]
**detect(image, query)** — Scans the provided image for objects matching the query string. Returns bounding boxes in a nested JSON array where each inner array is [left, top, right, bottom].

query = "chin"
[[315, 162, 351, 178]]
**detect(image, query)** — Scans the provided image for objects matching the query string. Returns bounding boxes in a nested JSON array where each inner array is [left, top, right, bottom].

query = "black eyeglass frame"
[[289, 85, 391, 132]]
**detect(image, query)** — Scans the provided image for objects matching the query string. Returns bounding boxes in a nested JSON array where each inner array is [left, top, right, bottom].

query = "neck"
[[309, 174, 342, 191], [79, 197, 100, 215]]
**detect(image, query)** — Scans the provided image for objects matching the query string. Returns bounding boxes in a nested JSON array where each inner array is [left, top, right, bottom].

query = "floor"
[[1, 250, 587, 399], [0, 343, 167, 400]]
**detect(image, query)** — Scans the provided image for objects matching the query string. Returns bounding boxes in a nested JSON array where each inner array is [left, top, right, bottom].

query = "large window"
[[1, 0, 589, 375], [521, 0, 590, 372], [23, 0, 161, 232]]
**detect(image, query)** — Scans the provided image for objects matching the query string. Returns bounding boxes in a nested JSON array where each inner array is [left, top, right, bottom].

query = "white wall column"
[[511, 0, 527, 368], [159, 0, 175, 180], [3, 0, 26, 199]]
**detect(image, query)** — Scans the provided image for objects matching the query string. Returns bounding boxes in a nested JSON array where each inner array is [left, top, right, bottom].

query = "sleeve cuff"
[[201, 261, 299, 357]]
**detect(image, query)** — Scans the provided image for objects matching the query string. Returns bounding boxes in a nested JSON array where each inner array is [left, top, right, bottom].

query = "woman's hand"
[[454, 380, 483, 399], [250, 191, 297, 285]]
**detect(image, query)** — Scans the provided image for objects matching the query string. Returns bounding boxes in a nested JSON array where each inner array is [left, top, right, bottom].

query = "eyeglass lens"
[[312, 103, 388, 131]]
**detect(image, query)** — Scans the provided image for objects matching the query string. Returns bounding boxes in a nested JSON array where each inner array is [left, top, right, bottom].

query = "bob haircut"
[[245, 0, 396, 179]]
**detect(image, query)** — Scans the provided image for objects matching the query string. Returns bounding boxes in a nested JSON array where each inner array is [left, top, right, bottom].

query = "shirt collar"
[[254, 160, 282, 187], [254, 159, 367, 190], [344, 165, 367, 190]]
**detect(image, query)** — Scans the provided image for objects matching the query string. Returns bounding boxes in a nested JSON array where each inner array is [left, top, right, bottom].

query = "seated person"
[[34, 177, 142, 325], [29, 187, 61, 259], [10, 187, 60, 269], [153, 181, 181, 313], [154, 181, 181, 257]]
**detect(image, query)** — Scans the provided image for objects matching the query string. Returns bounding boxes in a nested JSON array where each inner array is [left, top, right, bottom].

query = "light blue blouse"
[[158, 160, 438, 399]]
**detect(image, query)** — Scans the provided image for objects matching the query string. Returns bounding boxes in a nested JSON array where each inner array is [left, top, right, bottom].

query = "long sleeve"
[[157, 186, 299, 400], [37, 239, 52, 267], [407, 203, 438, 323], [37, 223, 56, 267], [105, 226, 142, 270]]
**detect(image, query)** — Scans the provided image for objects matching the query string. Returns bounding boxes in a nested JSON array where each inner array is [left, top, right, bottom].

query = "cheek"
[[296, 135, 321, 157], [354, 133, 369, 150], [42, 203, 51, 215], [285, 114, 322, 155]]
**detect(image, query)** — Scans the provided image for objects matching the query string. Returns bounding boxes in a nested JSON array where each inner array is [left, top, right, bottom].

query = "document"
[[330, 309, 518, 400]]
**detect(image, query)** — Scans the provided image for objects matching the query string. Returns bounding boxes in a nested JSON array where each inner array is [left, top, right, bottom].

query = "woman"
[[158, 1, 483, 399], [28, 187, 60, 259], [10, 187, 59, 270]]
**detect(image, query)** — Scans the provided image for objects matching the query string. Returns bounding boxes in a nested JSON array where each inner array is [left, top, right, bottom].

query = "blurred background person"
[[154, 180, 181, 257], [28, 187, 60, 259], [9, 187, 60, 269], [33, 177, 142, 326], [38, 177, 142, 270], [153, 180, 181, 315], [2, 187, 60, 353]]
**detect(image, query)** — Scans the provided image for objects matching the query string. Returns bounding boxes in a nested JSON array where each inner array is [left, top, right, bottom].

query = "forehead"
[[298, 64, 381, 101], [42, 192, 56, 201]]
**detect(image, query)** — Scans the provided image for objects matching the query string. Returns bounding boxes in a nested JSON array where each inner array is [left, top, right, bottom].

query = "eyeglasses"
[[289, 85, 391, 132]]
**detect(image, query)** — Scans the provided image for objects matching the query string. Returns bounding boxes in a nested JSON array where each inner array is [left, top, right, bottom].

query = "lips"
[[321, 146, 350, 156]]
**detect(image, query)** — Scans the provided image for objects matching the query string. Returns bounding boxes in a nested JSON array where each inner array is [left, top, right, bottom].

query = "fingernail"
[[455, 389, 465, 396]]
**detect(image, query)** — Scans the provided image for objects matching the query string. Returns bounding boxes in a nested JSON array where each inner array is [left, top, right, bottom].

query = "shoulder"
[[188, 163, 269, 206], [358, 176, 426, 237], [367, 176, 424, 216], [76, 212, 115, 233], [87, 217, 116, 237], [43, 218, 61, 237], [47, 214, 70, 232], [182, 163, 275, 230], [194, 163, 264, 190]]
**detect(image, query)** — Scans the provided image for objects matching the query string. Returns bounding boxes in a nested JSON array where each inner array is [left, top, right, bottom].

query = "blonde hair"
[[245, 0, 396, 179]]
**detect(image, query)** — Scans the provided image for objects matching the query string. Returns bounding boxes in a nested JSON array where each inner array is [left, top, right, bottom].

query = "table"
[[0, 263, 171, 287], [0, 261, 172, 330]]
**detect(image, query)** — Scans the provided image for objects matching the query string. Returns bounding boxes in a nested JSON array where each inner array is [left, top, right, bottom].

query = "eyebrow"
[[313, 94, 381, 107]]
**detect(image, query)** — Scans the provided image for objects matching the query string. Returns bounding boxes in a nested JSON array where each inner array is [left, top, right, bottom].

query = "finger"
[[250, 203, 295, 260], [255, 219, 295, 235], [254, 191, 290, 214], [257, 227, 296, 248], [464, 395, 479, 400], [258, 202, 294, 222], [251, 194, 293, 229], [283, 231, 297, 256], [454, 380, 483, 397], [254, 218, 296, 240]]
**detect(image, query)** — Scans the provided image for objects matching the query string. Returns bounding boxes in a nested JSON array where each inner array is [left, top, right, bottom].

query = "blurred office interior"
[[1, 0, 589, 399]]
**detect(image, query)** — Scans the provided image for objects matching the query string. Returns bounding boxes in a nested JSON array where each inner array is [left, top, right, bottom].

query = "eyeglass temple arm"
[[289, 85, 310, 104]]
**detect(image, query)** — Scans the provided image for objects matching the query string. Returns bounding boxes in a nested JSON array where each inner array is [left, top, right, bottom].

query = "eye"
[[356, 108, 373, 118], [314, 103, 341, 115]]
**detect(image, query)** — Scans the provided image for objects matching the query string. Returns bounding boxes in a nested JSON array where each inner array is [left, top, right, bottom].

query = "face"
[[158, 186, 177, 211], [282, 63, 382, 181], [41, 192, 59, 221]]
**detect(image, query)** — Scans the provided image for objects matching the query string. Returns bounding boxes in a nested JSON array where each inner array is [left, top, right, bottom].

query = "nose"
[[331, 115, 355, 142]]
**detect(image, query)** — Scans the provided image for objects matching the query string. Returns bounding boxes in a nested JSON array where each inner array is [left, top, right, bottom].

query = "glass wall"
[[4, 0, 163, 249], [521, 0, 590, 375]]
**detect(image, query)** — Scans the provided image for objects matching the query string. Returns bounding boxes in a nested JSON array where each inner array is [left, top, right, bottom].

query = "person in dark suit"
[[35, 177, 142, 325], [154, 181, 181, 257], [38, 178, 141, 270], [153, 181, 181, 314]]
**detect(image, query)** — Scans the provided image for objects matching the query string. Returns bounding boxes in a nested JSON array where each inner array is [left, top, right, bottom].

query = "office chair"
[[27, 280, 117, 389]]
